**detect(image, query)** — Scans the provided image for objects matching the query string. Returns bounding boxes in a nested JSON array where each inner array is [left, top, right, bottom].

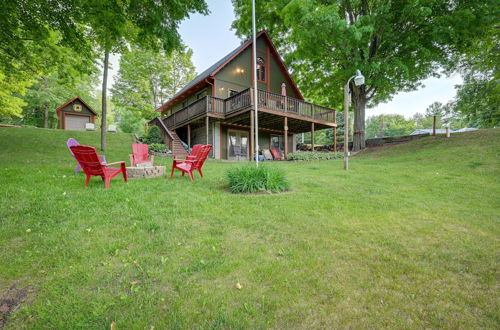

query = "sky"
[[108, 0, 461, 119]]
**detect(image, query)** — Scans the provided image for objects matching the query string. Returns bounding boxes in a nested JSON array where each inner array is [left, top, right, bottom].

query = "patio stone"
[[126, 166, 166, 179]]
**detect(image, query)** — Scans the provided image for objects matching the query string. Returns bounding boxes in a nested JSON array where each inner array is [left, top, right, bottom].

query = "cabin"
[[150, 31, 337, 160], [56, 96, 97, 131]]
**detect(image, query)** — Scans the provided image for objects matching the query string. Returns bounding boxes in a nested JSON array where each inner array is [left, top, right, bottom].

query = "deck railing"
[[256, 89, 336, 122], [208, 96, 226, 115], [163, 89, 335, 128], [226, 88, 252, 114]]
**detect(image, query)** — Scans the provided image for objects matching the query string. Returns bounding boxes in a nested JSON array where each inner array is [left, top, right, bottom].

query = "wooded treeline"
[[0, 0, 208, 150]]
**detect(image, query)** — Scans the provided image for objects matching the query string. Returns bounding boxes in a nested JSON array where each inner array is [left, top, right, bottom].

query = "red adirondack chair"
[[187, 144, 203, 160], [271, 148, 283, 160], [70, 145, 127, 189], [129, 143, 155, 167], [170, 144, 212, 181]]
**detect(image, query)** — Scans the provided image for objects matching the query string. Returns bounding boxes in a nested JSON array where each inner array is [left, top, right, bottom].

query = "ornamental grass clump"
[[227, 165, 290, 193]]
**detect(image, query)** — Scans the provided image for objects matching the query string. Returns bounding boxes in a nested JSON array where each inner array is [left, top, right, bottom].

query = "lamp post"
[[344, 70, 365, 170], [252, 0, 259, 166]]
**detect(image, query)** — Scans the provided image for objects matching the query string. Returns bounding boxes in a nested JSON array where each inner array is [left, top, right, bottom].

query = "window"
[[256, 57, 266, 82], [182, 100, 188, 108], [196, 90, 207, 99], [228, 89, 239, 97]]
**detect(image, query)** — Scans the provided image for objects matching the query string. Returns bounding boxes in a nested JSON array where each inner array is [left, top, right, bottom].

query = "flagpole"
[[252, 0, 259, 166]]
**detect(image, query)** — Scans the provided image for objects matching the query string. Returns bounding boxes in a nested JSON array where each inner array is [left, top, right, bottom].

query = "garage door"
[[66, 115, 90, 130]]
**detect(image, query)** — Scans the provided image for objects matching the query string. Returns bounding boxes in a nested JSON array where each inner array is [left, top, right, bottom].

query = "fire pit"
[[125, 166, 166, 179]]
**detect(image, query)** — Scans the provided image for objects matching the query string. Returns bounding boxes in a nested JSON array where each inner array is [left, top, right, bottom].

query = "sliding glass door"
[[228, 130, 249, 161]]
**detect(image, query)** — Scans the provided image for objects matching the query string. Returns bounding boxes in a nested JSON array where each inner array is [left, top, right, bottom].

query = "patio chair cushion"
[[263, 149, 273, 160]]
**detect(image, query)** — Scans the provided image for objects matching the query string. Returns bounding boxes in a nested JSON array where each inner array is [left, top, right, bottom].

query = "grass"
[[0, 126, 499, 329], [227, 165, 290, 193], [286, 151, 342, 161]]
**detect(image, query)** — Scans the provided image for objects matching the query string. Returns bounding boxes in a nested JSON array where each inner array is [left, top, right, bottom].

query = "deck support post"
[[333, 127, 337, 152], [187, 124, 191, 149], [311, 122, 315, 151], [205, 117, 209, 145], [250, 112, 254, 160], [284, 117, 288, 159]]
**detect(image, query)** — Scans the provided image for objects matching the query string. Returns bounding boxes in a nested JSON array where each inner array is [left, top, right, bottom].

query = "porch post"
[[284, 117, 288, 159], [311, 122, 315, 151], [333, 127, 337, 152], [187, 124, 191, 149], [250, 111, 255, 160], [205, 117, 209, 145]]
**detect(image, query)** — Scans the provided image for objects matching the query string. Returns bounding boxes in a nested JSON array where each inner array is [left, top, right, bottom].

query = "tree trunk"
[[44, 106, 49, 128], [43, 77, 49, 128], [101, 49, 109, 151], [352, 86, 367, 151]]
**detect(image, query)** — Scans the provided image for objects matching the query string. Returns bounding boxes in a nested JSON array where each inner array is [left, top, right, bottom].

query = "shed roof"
[[55, 96, 98, 116]]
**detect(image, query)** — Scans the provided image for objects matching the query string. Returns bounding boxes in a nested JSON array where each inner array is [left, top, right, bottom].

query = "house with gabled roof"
[[149, 31, 337, 160]]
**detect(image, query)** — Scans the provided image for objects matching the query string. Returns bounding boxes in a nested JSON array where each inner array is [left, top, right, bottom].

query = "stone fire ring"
[[126, 166, 166, 179]]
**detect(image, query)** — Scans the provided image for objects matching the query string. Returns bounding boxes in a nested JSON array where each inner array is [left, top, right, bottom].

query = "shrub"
[[286, 151, 343, 161], [148, 143, 168, 153], [227, 165, 290, 193], [141, 125, 163, 144]]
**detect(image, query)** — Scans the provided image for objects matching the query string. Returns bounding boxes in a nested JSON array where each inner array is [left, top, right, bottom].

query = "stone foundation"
[[126, 166, 166, 179]]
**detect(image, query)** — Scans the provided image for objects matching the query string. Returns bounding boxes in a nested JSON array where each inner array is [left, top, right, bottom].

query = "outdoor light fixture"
[[354, 70, 365, 86], [343, 70, 365, 171]]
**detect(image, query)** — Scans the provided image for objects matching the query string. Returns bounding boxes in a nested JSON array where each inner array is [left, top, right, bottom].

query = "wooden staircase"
[[151, 117, 188, 157], [170, 131, 188, 157]]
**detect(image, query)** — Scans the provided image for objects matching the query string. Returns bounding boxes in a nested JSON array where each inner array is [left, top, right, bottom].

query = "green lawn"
[[0, 127, 499, 329]]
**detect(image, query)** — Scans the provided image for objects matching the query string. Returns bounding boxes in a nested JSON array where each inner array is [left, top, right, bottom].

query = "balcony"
[[163, 88, 336, 130]]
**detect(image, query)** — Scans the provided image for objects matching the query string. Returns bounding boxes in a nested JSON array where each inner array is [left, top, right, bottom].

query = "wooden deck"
[[163, 88, 336, 131]]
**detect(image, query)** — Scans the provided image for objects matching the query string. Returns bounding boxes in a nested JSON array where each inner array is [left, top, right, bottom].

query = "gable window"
[[256, 57, 266, 82]]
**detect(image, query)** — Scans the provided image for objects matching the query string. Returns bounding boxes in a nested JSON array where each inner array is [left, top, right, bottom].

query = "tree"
[[1, 0, 208, 147], [412, 112, 439, 130], [79, 0, 208, 151], [114, 109, 146, 134], [111, 46, 196, 132], [231, 0, 496, 151], [366, 114, 416, 138], [0, 2, 97, 118], [425, 102, 445, 117], [451, 25, 499, 127]]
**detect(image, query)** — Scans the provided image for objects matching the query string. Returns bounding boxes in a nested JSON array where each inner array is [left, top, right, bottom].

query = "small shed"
[[56, 96, 98, 130]]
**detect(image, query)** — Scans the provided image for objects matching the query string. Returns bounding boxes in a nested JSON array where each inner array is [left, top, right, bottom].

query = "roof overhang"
[[156, 79, 211, 112]]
